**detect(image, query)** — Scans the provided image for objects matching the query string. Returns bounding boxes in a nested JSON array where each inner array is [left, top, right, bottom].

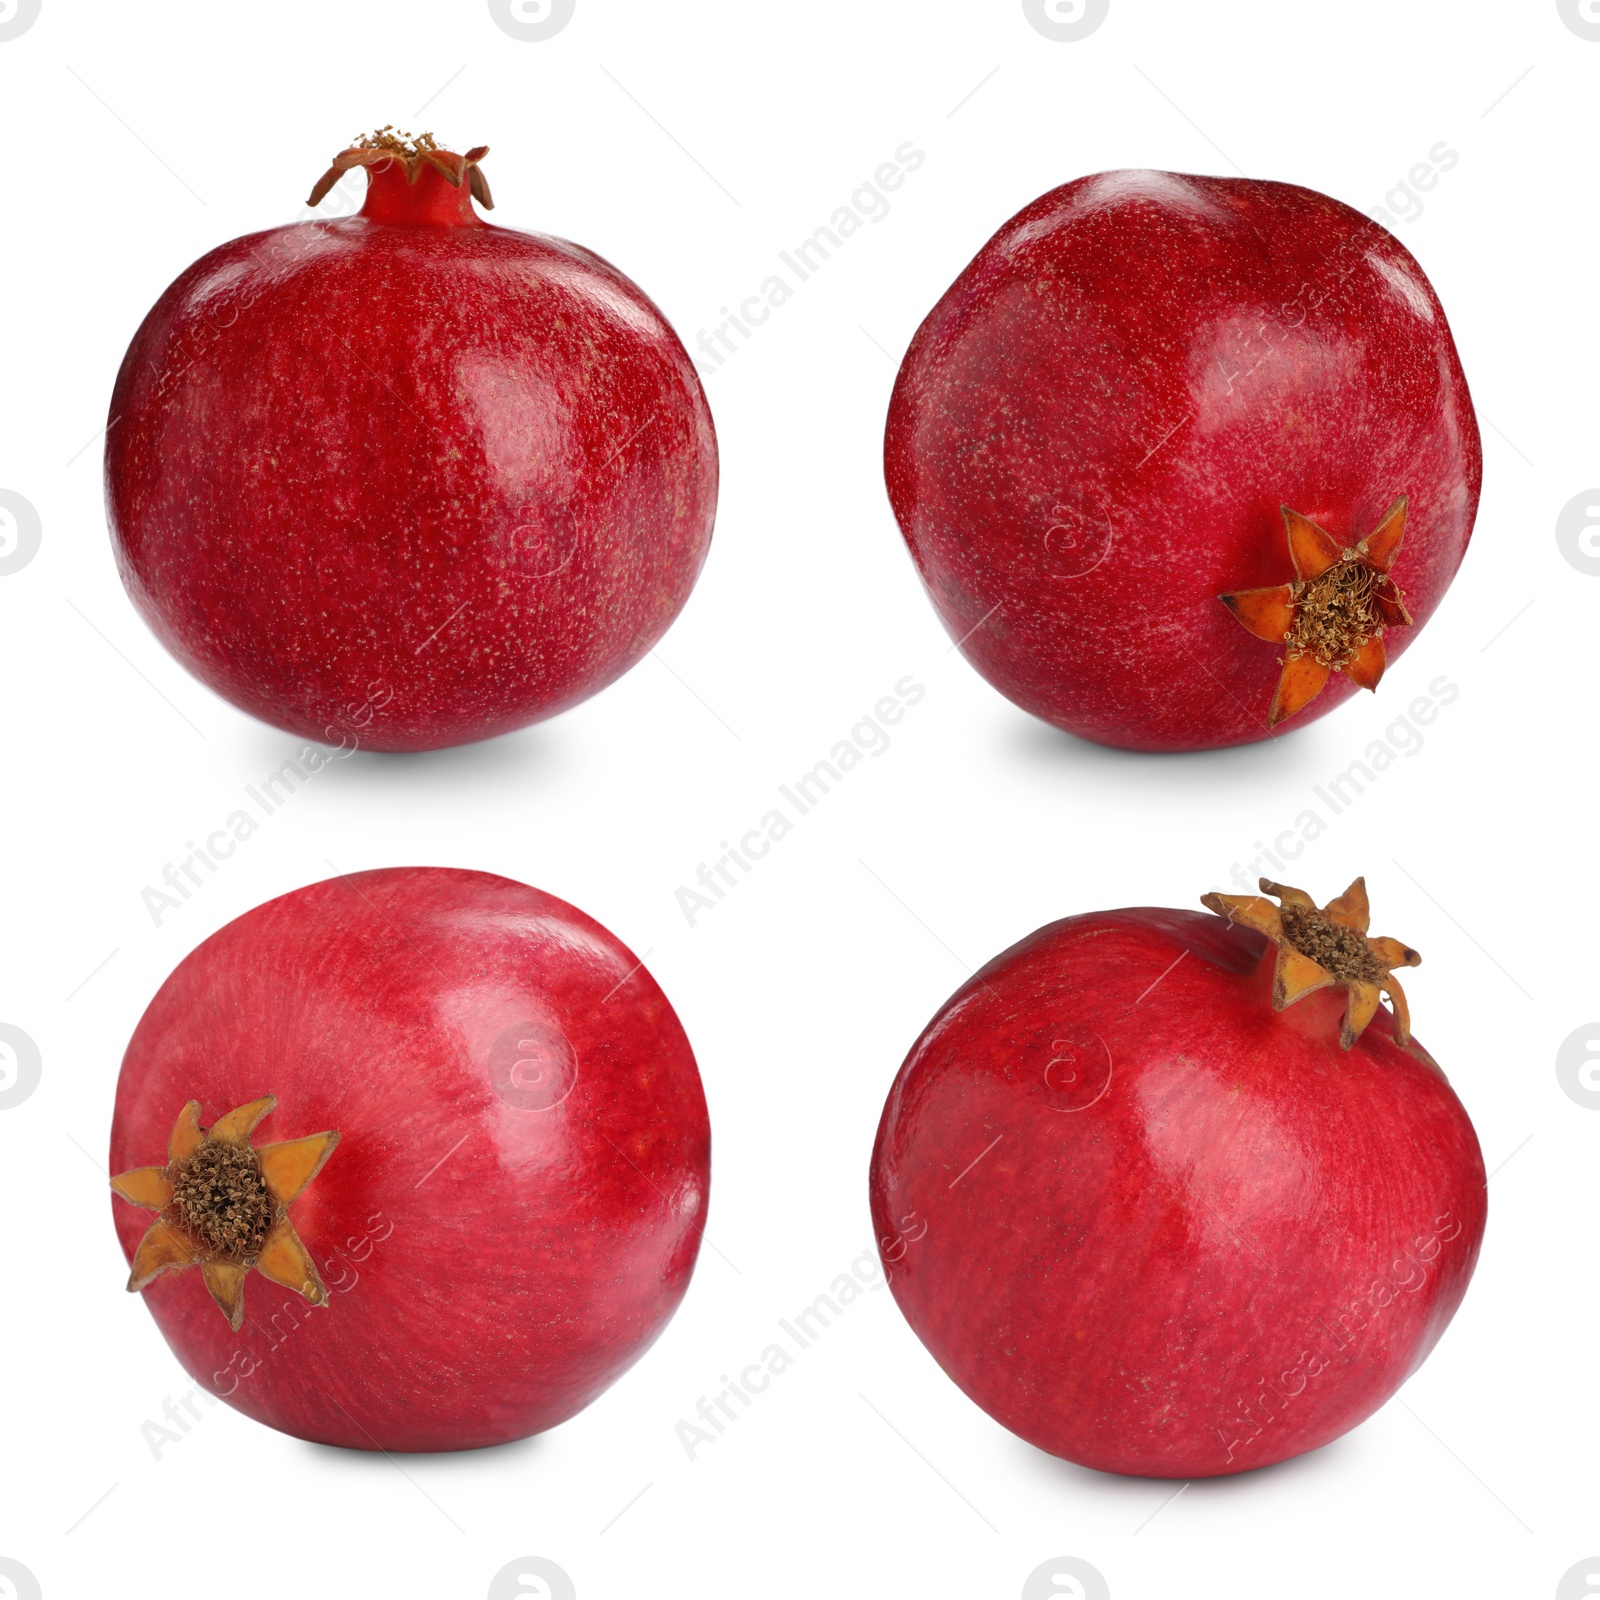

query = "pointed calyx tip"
[[110, 1097, 341, 1330], [1219, 499, 1412, 727], [1201, 875, 1420, 1050], [307, 126, 493, 210]]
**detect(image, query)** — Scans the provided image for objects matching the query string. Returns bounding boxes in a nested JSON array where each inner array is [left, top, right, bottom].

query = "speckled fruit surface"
[[109, 866, 711, 1452], [869, 900, 1485, 1478], [884, 169, 1481, 751], [106, 142, 717, 751]]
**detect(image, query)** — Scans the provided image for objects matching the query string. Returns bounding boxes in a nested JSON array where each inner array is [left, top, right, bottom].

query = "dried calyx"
[[169, 1140, 274, 1257], [1220, 500, 1412, 727], [308, 126, 493, 210], [110, 1097, 340, 1330], [1201, 876, 1420, 1050]]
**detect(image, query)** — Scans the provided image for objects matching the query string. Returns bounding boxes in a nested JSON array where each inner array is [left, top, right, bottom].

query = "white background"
[[0, 2, 1593, 1596]]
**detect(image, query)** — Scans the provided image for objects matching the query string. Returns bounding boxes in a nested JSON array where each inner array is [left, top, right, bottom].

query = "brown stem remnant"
[[1201, 876, 1420, 1050], [307, 126, 493, 210]]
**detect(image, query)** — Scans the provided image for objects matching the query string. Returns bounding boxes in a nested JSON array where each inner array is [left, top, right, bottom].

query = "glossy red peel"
[[884, 170, 1479, 751], [110, 867, 711, 1452], [870, 876, 1483, 1477], [106, 130, 717, 751]]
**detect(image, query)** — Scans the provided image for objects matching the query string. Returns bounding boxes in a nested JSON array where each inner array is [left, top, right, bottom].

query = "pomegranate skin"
[[106, 162, 716, 751], [884, 169, 1481, 751], [869, 907, 1485, 1478], [109, 867, 710, 1452]]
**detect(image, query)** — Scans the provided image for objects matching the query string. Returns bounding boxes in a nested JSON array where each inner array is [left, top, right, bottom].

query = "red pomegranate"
[[106, 130, 717, 751], [869, 877, 1485, 1477], [883, 169, 1480, 751], [109, 867, 710, 1451]]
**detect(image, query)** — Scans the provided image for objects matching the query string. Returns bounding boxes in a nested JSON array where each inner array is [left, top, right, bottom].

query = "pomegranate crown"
[[1219, 500, 1412, 727], [110, 1096, 341, 1330], [1201, 876, 1420, 1050], [308, 126, 493, 210]]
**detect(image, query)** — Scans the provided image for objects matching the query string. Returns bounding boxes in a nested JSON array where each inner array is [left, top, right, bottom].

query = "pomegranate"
[[106, 130, 717, 751], [883, 169, 1480, 751], [869, 876, 1485, 1477], [109, 866, 710, 1451]]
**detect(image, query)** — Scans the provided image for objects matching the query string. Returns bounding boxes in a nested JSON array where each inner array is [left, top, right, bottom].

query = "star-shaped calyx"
[[1201, 877, 1420, 1050], [1220, 500, 1412, 726], [307, 126, 493, 209], [111, 1097, 340, 1330]]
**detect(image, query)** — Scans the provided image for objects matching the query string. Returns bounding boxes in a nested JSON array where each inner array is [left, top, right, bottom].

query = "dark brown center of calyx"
[[1286, 559, 1383, 668], [1280, 905, 1388, 983], [169, 1143, 274, 1258]]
